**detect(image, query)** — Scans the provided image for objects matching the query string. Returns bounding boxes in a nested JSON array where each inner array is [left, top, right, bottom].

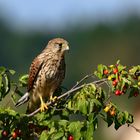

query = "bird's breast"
[[30, 57, 65, 103]]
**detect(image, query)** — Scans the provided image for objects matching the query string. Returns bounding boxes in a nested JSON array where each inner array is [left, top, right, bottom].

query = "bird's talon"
[[40, 103, 48, 112], [50, 95, 57, 103], [39, 95, 48, 112]]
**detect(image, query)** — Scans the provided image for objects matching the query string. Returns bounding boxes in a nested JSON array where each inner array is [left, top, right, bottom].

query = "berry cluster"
[[1, 128, 21, 139], [101, 61, 140, 97], [104, 103, 116, 117], [103, 66, 126, 96]]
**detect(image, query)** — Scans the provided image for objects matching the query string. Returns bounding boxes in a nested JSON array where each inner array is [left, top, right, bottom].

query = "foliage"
[[0, 61, 139, 139]]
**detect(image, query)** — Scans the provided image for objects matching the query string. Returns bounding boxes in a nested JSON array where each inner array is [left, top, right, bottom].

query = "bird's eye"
[[55, 43, 62, 48], [59, 43, 62, 47]]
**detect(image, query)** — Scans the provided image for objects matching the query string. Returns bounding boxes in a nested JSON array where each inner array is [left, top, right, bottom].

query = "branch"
[[71, 74, 94, 90], [27, 77, 107, 117], [64, 74, 94, 100], [128, 124, 140, 133]]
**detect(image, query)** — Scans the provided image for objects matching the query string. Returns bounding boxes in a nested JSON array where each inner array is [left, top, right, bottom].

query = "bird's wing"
[[27, 57, 44, 91]]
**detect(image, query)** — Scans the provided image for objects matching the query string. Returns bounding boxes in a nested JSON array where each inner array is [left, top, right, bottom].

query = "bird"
[[15, 38, 69, 113]]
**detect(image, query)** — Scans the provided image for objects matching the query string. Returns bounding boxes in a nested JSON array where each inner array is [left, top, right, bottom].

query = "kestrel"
[[15, 38, 69, 113]]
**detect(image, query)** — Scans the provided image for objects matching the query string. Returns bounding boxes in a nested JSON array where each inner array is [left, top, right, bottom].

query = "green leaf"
[[3, 73, 10, 94], [116, 60, 120, 65], [93, 118, 98, 130], [89, 99, 95, 113], [107, 114, 114, 127], [7, 108, 17, 116], [85, 122, 94, 140], [128, 87, 138, 98], [68, 121, 83, 140], [58, 120, 68, 127], [0, 66, 6, 74], [117, 112, 125, 125], [95, 64, 104, 79], [62, 109, 69, 117], [9, 69, 16, 75], [117, 64, 126, 72], [90, 99, 102, 113], [92, 99, 102, 106], [98, 64, 104, 74], [129, 67, 137, 74], [40, 131, 48, 140], [49, 127, 56, 135], [62, 136, 67, 140], [77, 96, 88, 114], [124, 111, 129, 120], [127, 114, 133, 124], [52, 130, 64, 140], [19, 74, 28, 87], [114, 120, 121, 130], [88, 113, 94, 122], [122, 77, 131, 85], [114, 111, 125, 130], [67, 100, 72, 110], [36, 112, 47, 121]]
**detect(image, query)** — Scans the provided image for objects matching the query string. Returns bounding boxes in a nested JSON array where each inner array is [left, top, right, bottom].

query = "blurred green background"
[[0, 1, 140, 139]]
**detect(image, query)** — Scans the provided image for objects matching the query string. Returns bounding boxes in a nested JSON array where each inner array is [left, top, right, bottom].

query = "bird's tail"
[[15, 92, 29, 107]]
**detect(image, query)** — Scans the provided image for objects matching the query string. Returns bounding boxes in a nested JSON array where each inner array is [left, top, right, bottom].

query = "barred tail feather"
[[15, 92, 29, 107]]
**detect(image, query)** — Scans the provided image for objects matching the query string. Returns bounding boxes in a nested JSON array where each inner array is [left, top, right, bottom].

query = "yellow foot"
[[50, 95, 57, 103], [39, 95, 48, 112]]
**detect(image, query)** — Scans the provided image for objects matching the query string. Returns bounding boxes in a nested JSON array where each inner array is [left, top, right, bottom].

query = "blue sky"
[[0, 0, 140, 30]]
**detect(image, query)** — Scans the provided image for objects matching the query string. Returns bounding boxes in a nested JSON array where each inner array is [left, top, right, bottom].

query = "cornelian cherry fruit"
[[68, 135, 74, 140], [113, 68, 118, 74], [103, 69, 109, 75], [2, 130, 8, 137], [12, 132, 18, 139], [115, 90, 122, 96], [112, 79, 118, 86]]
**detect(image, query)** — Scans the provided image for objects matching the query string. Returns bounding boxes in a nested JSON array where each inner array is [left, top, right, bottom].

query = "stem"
[[128, 124, 140, 133], [71, 74, 93, 90]]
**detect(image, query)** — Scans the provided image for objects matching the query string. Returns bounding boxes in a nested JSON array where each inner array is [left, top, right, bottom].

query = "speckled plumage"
[[16, 38, 69, 113]]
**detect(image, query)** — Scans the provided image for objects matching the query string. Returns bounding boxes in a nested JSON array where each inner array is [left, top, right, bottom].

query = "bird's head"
[[46, 38, 69, 54]]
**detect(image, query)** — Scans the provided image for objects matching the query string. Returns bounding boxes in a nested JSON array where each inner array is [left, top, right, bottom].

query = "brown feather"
[[26, 38, 69, 113], [27, 57, 44, 91]]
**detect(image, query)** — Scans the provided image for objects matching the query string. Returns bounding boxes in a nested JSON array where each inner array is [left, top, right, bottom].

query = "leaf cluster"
[[0, 61, 139, 140]]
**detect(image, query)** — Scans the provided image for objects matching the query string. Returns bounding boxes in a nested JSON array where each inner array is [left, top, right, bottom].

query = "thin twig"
[[65, 74, 93, 100], [71, 74, 93, 90], [27, 78, 107, 117], [104, 94, 114, 105], [128, 124, 140, 133]]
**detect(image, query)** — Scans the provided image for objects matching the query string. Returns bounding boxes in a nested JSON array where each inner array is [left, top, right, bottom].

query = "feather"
[[15, 92, 29, 107]]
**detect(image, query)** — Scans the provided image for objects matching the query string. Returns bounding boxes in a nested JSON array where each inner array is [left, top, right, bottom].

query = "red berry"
[[1, 130, 8, 137], [115, 90, 122, 96], [14, 129, 21, 136], [112, 79, 118, 86], [68, 135, 74, 140], [103, 69, 109, 75], [113, 68, 118, 74], [12, 132, 17, 139]]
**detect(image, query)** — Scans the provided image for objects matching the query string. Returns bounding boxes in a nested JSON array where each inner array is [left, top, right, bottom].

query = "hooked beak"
[[63, 44, 69, 51]]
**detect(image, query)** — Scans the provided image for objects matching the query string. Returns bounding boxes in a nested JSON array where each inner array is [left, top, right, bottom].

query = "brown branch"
[[128, 124, 140, 133], [27, 77, 107, 117], [64, 74, 94, 100], [71, 74, 94, 90]]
